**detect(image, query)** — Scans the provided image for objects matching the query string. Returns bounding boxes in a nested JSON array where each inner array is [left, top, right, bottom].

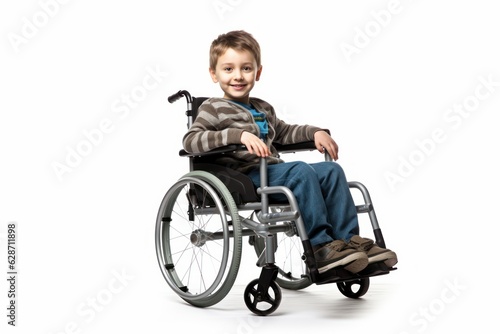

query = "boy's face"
[[209, 48, 262, 104]]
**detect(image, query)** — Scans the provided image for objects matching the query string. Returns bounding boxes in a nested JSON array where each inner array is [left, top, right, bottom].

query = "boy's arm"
[[269, 106, 337, 159], [272, 114, 325, 145], [313, 130, 339, 161], [182, 102, 245, 153], [240, 131, 271, 157], [274, 120, 338, 159]]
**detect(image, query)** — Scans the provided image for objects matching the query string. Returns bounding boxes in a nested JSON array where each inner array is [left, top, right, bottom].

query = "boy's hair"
[[209, 30, 261, 70]]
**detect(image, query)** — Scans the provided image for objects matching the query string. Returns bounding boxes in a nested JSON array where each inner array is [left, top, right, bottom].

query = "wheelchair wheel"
[[244, 278, 282, 316], [252, 208, 312, 290], [155, 171, 242, 308], [337, 278, 370, 298]]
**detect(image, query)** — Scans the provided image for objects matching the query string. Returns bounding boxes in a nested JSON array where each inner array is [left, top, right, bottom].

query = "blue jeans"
[[247, 161, 359, 247]]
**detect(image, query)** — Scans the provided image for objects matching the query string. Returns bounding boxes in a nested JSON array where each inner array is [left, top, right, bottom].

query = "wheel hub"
[[190, 229, 212, 247]]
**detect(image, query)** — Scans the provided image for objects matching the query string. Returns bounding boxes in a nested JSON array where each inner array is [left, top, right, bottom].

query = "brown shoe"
[[348, 235, 398, 268], [314, 240, 369, 274]]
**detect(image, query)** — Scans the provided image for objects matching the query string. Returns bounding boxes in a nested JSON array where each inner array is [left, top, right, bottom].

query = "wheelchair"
[[155, 90, 396, 315]]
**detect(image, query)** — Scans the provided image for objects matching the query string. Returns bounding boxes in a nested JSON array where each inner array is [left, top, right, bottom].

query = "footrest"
[[358, 262, 397, 278], [315, 267, 360, 285], [314, 263, 396, 285]]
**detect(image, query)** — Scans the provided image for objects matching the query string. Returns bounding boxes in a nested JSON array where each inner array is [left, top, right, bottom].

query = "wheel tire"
[[155, 171, 242, 307], [244, 278, 282, 316], [337, 278, 370, 299]]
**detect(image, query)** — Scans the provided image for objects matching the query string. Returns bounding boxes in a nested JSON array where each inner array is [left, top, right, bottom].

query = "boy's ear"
[[209, 68, 218, 83], [256, 65, 263, 81]]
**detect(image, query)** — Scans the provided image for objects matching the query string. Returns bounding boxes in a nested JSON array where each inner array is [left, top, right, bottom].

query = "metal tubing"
[[348, 181, 380, 230]]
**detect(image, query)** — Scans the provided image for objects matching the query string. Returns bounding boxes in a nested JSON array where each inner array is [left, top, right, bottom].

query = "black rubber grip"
[[168, 90, 184, 103]]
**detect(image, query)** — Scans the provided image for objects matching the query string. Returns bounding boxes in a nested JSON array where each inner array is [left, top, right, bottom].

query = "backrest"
[[190, 97, 208, 124]]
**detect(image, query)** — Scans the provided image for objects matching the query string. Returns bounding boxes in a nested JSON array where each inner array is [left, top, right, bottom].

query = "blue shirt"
[[233, 101, 268, 140]]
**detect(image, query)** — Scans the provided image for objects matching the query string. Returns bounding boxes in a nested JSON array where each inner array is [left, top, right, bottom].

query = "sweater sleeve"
[[182, 100, 245, 153], [272, 117, 323, 145]]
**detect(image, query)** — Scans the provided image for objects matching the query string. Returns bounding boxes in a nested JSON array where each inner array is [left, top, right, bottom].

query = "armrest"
[[179, 141, 319, 157], [179, 144, 246, 157], [273, 141, 317, 153], [274, 129, 329, 153]]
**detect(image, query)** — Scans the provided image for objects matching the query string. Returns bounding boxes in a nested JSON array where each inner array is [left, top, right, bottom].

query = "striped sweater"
[[182, 97, 323, 173]]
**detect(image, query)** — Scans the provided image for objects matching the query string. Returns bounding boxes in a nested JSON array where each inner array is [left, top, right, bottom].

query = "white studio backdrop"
[[1, 0, 499, 333]]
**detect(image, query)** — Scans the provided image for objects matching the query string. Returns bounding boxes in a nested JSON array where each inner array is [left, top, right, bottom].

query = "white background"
[[1, 0, 499, 333]]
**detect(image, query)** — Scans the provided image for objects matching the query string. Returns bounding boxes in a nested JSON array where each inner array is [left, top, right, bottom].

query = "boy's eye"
[[243, 66, 252, 71], [224, 67, 232, 72]]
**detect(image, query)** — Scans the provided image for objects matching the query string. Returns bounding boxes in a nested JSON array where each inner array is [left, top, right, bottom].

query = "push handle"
[[168, 90, 192, 104]]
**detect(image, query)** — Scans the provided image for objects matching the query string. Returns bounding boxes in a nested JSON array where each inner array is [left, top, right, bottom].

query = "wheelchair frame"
[[155, 90, 395, 315]]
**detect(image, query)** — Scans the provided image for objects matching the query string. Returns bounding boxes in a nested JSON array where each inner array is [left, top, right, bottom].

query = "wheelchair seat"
[[193, 162, 260, 204]]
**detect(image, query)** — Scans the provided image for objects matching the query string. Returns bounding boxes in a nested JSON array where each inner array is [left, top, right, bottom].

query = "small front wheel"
[[337, 278, 370, 298], [244, 279, 282, 316]]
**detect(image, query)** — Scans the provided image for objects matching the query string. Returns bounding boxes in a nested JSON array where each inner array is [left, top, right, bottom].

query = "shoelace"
[[349, 238, 374, 251]]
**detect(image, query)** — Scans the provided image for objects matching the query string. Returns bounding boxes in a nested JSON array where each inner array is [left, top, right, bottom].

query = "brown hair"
[[209, 30, 261, 70]]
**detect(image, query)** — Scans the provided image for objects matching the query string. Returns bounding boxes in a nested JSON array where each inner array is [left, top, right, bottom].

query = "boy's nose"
[[233, 70, 243, 80]]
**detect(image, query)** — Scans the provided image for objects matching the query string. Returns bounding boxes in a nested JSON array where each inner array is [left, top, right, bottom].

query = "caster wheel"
[[337, 278, 370, 298], [244, 278, 282, 316]]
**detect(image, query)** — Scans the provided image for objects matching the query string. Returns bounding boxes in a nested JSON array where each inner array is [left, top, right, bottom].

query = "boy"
[[183, 30, 397, 275]]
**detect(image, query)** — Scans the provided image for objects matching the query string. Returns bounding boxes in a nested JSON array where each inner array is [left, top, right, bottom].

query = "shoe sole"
[[318, 253, 369, 274], [369, 251, 398, 267]]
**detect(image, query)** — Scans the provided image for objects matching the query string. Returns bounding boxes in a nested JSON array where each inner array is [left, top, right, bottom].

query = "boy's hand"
[[240, 131, 271, 157], [314, 130, 339, 161]]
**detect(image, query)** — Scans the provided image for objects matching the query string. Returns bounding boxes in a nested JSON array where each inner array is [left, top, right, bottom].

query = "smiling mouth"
[[231, 84, 246, 88]]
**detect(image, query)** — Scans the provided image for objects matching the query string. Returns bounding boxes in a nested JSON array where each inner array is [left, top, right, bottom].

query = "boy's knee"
[[313, 161, 347, 181], [289, 161, 315, 175], [317, 161, 343, 173]]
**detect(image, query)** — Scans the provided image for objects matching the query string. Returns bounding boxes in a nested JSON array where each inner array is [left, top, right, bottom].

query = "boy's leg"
[[311, 162, 398, 268], [309, 161, 360, 241], [246, 161, 334, 247], [247, 161, 368, 274]]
